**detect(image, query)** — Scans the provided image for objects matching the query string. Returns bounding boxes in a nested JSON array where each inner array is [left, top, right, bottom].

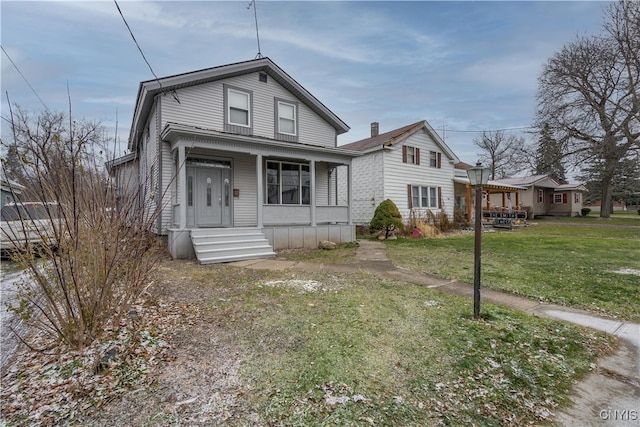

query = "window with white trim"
[[274, 98, 299, 142], [266, 160, 310, 205], [429, 151, 442, 168], [538, 189, 544, 203], [574, 193, 580, 203], [224, 84, 253, 134], [277, 101, 296, 135], [410, 185, 438, 208], [228, 89, 250, 126], [552, 193, 568, 204]]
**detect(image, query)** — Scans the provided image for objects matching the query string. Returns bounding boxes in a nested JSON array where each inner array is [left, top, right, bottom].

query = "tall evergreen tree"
[[534, 123, 567, 183]]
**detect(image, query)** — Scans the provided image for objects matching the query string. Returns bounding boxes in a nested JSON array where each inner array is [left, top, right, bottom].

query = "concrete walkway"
[[231, 239, 640, 427]]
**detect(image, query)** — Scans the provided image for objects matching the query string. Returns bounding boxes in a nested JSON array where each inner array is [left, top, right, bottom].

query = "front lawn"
[[384, 220, 640, 321]]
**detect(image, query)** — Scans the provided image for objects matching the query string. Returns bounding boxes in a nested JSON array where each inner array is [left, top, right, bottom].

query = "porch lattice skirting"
[[190, 228, 276, 264]]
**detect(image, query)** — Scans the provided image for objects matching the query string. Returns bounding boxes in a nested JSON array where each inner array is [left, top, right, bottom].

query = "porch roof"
[[161, 122, 361, 164], [453, 177, 526, 192]]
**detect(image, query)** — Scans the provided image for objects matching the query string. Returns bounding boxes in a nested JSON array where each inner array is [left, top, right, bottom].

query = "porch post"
[[310, 160, 316, 226], [466, 184, 472, 221], [256, 154, 263, 228], [178, 144, 187, 229], [348, 162, 353, 225]]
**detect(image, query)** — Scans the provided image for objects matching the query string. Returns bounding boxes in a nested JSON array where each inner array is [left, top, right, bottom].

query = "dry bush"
[[407, 206, 456, 237], [2, 107, 164, 350]]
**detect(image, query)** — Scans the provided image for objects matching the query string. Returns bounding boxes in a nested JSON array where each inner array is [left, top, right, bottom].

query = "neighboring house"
[[112, 57, 359, 263], [338, 120, 460, 226], [495, 174, 587, 218], [1, 179, 24, 208], [453, 162, 526, 223], [106, 152, 138, 212]]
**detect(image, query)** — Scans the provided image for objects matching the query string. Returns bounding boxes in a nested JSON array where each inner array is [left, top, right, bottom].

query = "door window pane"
[[206, 177, 212, 207], [224, 178, 230, 207]]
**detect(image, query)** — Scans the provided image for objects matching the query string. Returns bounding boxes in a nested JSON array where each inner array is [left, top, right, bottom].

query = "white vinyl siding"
[[385, 132, 454, 219], [232, 153, 257, 226], [141, 107, 159, 229], [314, 162, 330, 205], [160, 72, 337, 148], [341, 128, 456, 225], [344, 151, 384, 225]]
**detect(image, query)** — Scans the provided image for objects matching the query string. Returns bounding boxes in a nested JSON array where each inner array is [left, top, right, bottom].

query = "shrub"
[[581, 207, 591, 216], [370, 199, 402, 239], [3, 108, 164, 350]]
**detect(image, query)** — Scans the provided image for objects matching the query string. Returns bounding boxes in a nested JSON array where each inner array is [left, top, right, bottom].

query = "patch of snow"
[[1, 268, 30, 369], [262, 279, 327, 292], [613, 268, 640, 276], [325, 395, 350, 405]]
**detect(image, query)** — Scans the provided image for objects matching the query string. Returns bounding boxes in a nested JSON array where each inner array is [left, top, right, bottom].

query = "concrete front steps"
[[191, 227, 276, 264]]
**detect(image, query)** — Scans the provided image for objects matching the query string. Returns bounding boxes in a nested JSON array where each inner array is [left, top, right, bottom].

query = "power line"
[[443, 126, 536, 133], [1, 45, 49, 111], [113, 0, 180, 104], [113, 0, 160, 83]]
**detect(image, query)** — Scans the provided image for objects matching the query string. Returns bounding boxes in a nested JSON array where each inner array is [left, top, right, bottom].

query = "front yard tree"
[[370, 199, 402, 239], [535, 0, 640, 218], [473, 130, 527, 179]]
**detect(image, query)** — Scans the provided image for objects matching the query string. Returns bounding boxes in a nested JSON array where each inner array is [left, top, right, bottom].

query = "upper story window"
[[402, 146, 420, 164], [228, 89, 250, 126], [429, 151, 442, 168], [224, 84, 253, 135], [275, 98, 299, 142]]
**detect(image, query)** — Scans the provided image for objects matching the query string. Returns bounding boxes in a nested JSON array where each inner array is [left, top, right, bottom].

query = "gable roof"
[[496, 174, 560, 188], [556, 183, 588, 192], [339, 120, 459, 162], [128, 57, 350, 150]]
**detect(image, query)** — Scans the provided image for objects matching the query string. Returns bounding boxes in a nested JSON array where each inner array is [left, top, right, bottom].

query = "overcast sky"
[[1, 1, 607, 164]]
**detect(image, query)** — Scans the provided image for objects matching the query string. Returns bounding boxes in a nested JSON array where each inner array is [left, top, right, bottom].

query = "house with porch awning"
[[112, 57, 359, 263]]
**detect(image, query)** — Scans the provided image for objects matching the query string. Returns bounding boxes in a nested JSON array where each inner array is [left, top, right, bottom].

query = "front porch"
[[162, 123, 358, 262]]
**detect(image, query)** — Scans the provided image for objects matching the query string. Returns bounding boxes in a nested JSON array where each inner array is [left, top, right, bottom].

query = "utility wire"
[[442, 126, 536, 133], [1, 44, 50, 111], [113, 0, 160, 83], [113, 0, 180, 103]]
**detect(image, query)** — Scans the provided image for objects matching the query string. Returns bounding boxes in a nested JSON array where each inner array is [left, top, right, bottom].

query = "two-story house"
[[112, 58, 359, 263], [338, 121, 460, 226]]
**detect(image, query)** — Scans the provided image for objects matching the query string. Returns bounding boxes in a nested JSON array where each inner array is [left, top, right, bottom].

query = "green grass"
[[280, 242, 359, 264], [385, 220, 640, 321], [196, 270, 613, 426]]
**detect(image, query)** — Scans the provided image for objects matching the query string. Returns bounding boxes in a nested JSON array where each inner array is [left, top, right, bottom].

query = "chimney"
[[371, 122, 379, 137]]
